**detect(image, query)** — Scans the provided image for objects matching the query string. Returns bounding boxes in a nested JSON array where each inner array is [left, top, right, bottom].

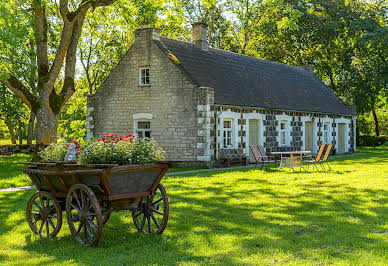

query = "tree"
[[0, 85, 28, 144], [0, 0, 118, 146]]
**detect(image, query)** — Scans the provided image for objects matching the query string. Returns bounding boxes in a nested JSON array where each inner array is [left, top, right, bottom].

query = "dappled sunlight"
[[0, 147, 386, 264]]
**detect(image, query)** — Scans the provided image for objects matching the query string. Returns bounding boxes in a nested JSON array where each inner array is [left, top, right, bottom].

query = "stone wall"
[[214, 105, 355, 157], [0, 145, 35, 155], [87, 28, 213, 162]]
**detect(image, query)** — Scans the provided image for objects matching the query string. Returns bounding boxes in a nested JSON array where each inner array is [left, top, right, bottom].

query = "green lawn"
[[0, 139, 36, 145], [0, 153, 32, 189], [0, 147, 387, 264]]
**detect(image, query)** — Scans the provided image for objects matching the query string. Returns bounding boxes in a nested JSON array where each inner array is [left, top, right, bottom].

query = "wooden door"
[[338, 123, 345, 154], [305, 122, 314, 153], [249, 119, 259, 162]]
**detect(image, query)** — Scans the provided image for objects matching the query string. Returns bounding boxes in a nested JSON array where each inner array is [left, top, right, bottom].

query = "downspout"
[[214, 106, 218, 161]]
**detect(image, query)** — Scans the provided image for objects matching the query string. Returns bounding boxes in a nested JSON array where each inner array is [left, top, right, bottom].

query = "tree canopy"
[[0, 0, 387, 143]]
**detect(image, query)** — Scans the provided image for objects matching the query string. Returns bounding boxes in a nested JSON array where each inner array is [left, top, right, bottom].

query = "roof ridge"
[[160, 36, 308, 73]]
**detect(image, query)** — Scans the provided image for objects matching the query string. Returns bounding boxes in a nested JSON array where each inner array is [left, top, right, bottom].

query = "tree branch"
[[33, 2, 49, 77], [59, 0, 69, 19], [1, 73, 38, 110]]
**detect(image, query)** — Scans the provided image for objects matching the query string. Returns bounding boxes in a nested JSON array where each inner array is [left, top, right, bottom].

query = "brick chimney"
[[192, 22, 209, 50]]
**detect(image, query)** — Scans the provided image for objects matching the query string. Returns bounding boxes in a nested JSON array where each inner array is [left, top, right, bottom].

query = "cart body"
[[22, 162, 170, 246]]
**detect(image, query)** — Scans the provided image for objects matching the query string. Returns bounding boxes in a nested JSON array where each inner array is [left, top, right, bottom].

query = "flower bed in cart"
[[23, 133, 169, 246]]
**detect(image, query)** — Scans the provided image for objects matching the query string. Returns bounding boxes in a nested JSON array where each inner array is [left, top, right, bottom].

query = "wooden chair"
[[249, 145, 273, 169], [319, 144, 333, 171], [303, 144, 326, 171]]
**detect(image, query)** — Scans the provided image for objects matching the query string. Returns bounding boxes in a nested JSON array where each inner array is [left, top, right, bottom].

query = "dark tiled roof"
[[156, 37, 355, 116]]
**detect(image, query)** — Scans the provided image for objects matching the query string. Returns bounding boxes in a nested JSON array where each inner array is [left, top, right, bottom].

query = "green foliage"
[[78, 138, 166, 165], [129, 138, 166, 164], [38, 143, 68, 162], [357, 135, 388, 147]]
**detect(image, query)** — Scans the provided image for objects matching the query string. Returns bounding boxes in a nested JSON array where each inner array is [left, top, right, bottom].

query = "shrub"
[[78, 133, 166, 165], [38, 143, 68, 162], [357, 135, 388, 146]]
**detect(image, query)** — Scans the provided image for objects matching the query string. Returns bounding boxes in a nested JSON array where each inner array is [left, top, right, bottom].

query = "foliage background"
[[0, 0, 387, 143]]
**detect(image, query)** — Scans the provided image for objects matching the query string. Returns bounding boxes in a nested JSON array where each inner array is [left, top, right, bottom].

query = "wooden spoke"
[[152, 198, 163, 205], [147, 216, 152, 234], [38, 222, 44, 234], [45, 220, 50, 236], [152, 209, 164, 216], [26, 191, 62, 238], [76, 221, 85, 235], [88, 219, 97, 231], [86, 223, 95, 241], [150, 214, 160, 229], [140, 215, 146, 231], [70, 203, 80, 212], [132, 183, 169, 235], [48, 218, 56, 231], [33, 201, 42, 210], [66, 184, 102, 246], [73, 191, 82, 209]]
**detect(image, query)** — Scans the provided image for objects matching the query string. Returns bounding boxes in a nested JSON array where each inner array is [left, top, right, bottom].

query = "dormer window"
[[139, 68, 150, 86]]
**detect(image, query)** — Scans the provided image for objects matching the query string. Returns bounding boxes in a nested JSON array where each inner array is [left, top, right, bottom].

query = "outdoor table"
[[271, 151, 311, 172]]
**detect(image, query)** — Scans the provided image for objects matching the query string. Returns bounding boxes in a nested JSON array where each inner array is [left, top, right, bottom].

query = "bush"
[[357, 135, 388, 146], [78, 133, 166, 165], [38, 143, 68, 162]]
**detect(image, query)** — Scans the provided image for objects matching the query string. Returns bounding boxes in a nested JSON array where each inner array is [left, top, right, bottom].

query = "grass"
[[0, 153, 32, 189], [0, 139, 36, 145], [0, 147, 387, 264]]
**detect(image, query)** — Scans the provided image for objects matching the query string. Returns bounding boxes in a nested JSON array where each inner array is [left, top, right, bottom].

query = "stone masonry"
[[87, 27, 214, 164]]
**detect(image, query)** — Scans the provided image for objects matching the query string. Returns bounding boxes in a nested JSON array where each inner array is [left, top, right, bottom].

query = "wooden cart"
[[22, 162, 170, 246]]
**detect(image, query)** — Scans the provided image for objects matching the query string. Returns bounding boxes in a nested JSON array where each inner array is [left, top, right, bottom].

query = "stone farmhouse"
[[87, 22, 356, 165]]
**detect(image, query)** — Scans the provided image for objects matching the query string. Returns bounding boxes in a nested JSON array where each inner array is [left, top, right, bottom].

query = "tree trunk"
[[18, 123, 23, 145], [372, 107, 380, 136], [27, 111, 36, 144], [36, 106, 58, 144], [6, 121, 16, 145]]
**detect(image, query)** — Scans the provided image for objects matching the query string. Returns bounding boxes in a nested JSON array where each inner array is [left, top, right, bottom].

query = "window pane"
[[281, 132, 286, 145], [145, 131, 151, 138], [145, 76, 150, 84], [137, 131, 143, 138], [138, 121, 150, 129], [224, 121, 231, 128]]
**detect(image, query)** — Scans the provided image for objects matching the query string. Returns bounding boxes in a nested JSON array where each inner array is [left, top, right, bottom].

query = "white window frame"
[[136, 120, 151, 139], [222, 119, 233, 148], [324, 122, 329, 144], [139, 67, 150, 86], [280, 120, 287, 146]]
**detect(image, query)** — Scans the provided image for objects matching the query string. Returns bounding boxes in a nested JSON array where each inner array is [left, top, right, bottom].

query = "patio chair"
[[249, 145, 271, 169], [250, 145, 277, 169], [303, 144, 326, 171], [319, 144, 333, 171]]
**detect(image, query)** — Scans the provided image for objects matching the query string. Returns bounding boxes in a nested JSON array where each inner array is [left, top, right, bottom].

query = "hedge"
[[357, 135, 388, 146]]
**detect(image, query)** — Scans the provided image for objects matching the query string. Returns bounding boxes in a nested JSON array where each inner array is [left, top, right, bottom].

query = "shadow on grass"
[[0, 177, 386, 264], [0, 154, 33, 189], [0, 148, 386, 264]]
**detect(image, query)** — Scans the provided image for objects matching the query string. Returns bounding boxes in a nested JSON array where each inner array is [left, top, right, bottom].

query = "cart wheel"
[[26, 191, 62, 237], [132, 183, 169, 235], [66, 184, 103, 246]]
